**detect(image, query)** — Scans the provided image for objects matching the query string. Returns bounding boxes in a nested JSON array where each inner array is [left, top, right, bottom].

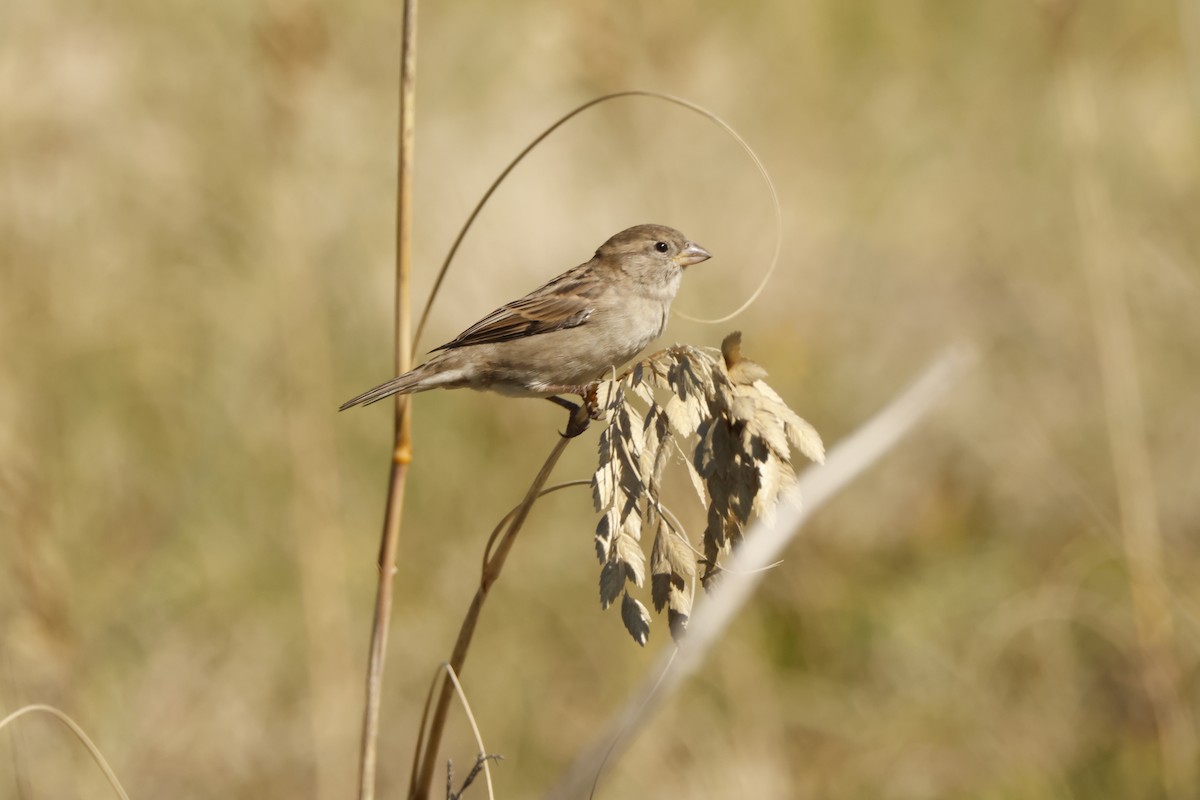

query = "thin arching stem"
[[409, 405, 587, 800], [410, 91, 783, 355]]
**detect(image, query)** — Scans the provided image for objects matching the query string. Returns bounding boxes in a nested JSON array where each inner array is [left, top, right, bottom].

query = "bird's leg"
[[543, 381, 607, 437], [541, 383, 606, 420], [545, 395, 579, 413], [543, 395, 591, 438]]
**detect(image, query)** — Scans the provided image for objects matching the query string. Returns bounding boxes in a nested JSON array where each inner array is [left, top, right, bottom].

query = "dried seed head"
[[589, 334, 823, 645]]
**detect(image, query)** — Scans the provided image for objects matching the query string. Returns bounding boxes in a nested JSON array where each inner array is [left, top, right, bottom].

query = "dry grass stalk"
[[408, 407, 586, 800], [0, 705, 131, 800], [592, 332, 825, 645], [356, 1, 418, 799], [410, 663, 499, 800]]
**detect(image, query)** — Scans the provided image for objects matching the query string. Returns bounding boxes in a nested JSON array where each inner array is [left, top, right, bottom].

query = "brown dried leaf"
[[594, 378, 621, 412], [620, 592, 651, 646], [685, 391, 709, 430], [713, 378, 736, 415], [668, 584, 693, 618], [759, 413, 792, 462], [617, 402, 644, 461], [622, 507, 643, 542], [730, 464, 757, 527], [752, 455, 783, 524], [708, 420, 735, 473], [666, 574, 693, 641], [694, 419, 717, 478], [731, 394, 757, 425], [616, 532, 645, 587], [592, 422, 617, 511], [616, 465, 642, 519], [680, 450, 708, 505], [648, 361, 673, 392], [630, 361, 646, 389], [599, 560, 625, 609], [737, 387, 788, 457], [639, 408, 663, 479], [650, 524, 671, 611], [664, 530, 697, 584], [720, 331, 743, 369], [705, 503, 726, 551], [630, 363, 656, 405], [651, 572, 672, 613], [675, 350, 716, 399], [665, 355, 685, 397], [650, 523, 669, 573], [748, 379, 785, 409], [663, 394, 702, 438], [591, 462, 612, 512], [651, 425, 672, 489], [594, 508, 618, 562], [785, 413, 825, 464], [753, 381, 825, 464], [722, 332, 769, 385]]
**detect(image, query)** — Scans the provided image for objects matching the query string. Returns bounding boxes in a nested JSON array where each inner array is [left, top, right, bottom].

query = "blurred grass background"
[[3, 0, 1199, 797]]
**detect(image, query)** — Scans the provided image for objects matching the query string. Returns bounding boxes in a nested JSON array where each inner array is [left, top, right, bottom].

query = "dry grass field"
[[3, 0, 1200, 797]]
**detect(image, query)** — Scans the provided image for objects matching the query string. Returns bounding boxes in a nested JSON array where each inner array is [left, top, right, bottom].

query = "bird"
[[340, 224, 711, 411]]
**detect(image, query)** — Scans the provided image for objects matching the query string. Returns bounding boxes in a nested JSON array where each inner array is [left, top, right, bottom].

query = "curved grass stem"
[[408, 405, 586, 800], [0, 705, 130, 800], [411, 91, 781, 353]]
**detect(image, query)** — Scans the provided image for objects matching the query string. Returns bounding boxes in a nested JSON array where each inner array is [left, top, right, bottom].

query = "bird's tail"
[[339, 364, 434, 411]]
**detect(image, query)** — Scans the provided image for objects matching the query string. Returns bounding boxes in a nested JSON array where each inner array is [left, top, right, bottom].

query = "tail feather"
[[339, 360, 469, 411], [339, 366, 428, 411]]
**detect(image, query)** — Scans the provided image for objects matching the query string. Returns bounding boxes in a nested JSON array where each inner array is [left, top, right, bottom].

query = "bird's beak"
[[675, 241, 712, 268]]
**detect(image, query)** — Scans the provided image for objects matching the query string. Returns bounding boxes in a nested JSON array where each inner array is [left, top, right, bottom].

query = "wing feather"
[[433, 263, 605, 351]]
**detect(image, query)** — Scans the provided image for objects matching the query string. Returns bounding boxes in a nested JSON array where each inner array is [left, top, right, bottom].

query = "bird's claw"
[[547, 395, 591, 438], [563, 403, 591, 438]]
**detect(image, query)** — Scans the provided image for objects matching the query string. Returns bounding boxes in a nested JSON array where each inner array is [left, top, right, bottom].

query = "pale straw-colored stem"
[[409, 408, 584, 800], [0, 705, 130, 800], [356, 1, 418, 798]]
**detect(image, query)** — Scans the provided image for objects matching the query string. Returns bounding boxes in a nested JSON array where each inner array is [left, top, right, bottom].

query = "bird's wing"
[[432, 264, 606, 351]]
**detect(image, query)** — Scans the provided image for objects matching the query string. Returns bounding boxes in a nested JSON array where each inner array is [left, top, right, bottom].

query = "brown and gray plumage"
[[340, 224, 711, 410]]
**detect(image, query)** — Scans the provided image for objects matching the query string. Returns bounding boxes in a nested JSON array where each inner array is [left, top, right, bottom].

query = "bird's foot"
[[544, 395, 591, 438], [544, 382, 607, 436], [581, 383, 606, 420]]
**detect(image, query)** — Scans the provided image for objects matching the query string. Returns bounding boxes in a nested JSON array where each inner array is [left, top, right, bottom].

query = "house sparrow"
[[340, 224, 711, 410]]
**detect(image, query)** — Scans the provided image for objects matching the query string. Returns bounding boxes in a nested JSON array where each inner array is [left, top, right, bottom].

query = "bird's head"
[[596, 224, 712, 283]]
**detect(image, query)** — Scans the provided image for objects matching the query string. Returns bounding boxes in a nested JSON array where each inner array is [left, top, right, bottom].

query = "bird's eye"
[[654, 241, 669, 253]]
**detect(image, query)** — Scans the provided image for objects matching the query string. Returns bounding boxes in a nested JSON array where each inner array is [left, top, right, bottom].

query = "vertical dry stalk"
[[409, 412, 584, 800], [1055, 52, 1198, 800], [356, 1, 418, 799]]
